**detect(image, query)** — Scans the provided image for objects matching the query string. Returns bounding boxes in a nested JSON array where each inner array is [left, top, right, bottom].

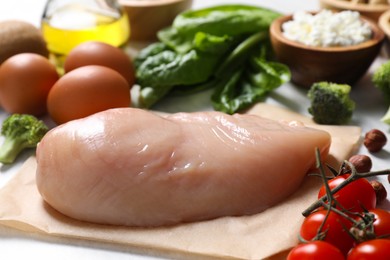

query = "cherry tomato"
[[300, 209, 354, 255], [287, 241, 345, 260], [318, 174, 376, 213], [347, 239, 390, 260], [365, 209, 390, 239]]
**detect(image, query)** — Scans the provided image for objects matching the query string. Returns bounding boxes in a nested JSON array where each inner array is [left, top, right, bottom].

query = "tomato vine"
[[288, 148, 390, 259]]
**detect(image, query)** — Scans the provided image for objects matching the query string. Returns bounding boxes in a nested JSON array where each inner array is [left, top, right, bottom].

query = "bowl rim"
[[119, 0, 192, 7], [319, 0, 390, 12], [379, 9, 390, 36], [270, 11, 385, 53]]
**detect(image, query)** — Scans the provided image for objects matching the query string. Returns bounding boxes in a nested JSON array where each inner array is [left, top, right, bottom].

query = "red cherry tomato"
[[300, 209, 354, 255], [366, 209, 390, 239], [347, 239, 390, 260], [287, 241, 345, 260], [318, 174, 376, 213]]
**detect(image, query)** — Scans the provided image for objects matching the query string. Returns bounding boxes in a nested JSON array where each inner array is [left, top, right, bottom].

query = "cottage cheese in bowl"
[[282, 10, 372, 47]]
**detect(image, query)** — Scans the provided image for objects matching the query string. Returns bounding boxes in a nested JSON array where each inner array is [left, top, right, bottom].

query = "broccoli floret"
[[372, 61, 390, 125], [0, 114, 49, 164], [381, 106, 390, 125], [307, 82, 355, 125], [372, 61, 390, 104]]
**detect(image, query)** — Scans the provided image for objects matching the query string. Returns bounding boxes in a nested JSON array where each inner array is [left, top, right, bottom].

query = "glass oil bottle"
[[41, 0, 130, 71]]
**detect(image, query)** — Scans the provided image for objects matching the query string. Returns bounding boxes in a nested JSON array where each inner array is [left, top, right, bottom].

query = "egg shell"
[[47, 65, 131, 125], [0, 53, 59, 116], [64, 41, 135, 87]]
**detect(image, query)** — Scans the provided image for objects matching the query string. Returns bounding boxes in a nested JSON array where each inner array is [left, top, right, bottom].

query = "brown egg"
[[0, 53, 59, 116], [47, 65, 130, 125], [64, 41, 135, 87]]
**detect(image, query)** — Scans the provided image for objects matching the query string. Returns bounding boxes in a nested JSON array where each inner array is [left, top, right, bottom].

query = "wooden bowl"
[[270, 13, 385, 88], [379, 9, 390, 41], [119, 0, 193, 42], [319, 0, 390, 22]]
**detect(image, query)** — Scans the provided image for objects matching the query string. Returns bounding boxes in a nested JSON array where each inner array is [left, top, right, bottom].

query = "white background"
[[0, 0, 389, 259]]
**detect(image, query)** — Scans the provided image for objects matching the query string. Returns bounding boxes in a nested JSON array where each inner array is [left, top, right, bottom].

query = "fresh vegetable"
[[347, 239, 390, 260], [357, 208, 390, 240], [0, 114, 48, 164], [287, 241, 345, 260], [307, 81, 355, 125], [317, 174, 376, 213], [372, 61, 390, 104], [299, 209, 354, 255], [381, 106, 390, 125], [291, 149, 390, 259], [47, 65, 130, 125], [210, 35, 291, 114], [303, 160, 389, 217], [134, 5, 290, 114], [0, 53, 59, 116], [372, 61, 390, 125]]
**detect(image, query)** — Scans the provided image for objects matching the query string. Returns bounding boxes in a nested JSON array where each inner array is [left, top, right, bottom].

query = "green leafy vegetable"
[[135, 4, 290, 113], [173, 5, 279, 39], [136, 49, 219, 87], [211, 33, 290, 113]]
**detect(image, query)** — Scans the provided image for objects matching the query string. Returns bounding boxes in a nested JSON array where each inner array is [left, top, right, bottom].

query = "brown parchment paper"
[[0, 103, 362, 260]]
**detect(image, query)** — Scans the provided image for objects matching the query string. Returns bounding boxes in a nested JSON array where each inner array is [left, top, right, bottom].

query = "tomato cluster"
[[287, 162, 390, 259]]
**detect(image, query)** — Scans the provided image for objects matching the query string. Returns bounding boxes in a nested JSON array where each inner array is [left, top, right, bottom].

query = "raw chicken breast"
[[36, 108, 331, 227]]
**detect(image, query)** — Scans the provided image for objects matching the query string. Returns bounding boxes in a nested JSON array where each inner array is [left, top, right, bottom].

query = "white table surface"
[[0, 0, 389, 259]]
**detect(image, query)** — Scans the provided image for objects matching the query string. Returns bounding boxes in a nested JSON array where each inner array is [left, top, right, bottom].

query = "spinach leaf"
[[136, 49, 217, 87], [174, 5, 279, 39], [158, 5, 280, 53], [134, 42, 169, 69], [193, 32, 234, 54], [211, 47, 291, 114], [251, 58, 291, 91], [174, 5, 280, 35], [215, 32, 267, 78], [136, 32, 237, 107], [157, 27, 193, 54], [135, 4, 288, 112], [139, 85, 173, 109], [136, 46, 228, 108]]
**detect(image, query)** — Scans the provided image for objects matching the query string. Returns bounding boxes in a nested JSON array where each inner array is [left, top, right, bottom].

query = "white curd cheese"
[[282, 10, 372, 47]]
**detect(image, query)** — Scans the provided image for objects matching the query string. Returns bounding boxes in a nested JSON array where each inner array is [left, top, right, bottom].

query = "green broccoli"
[[372, 61, 390, 104], [0, 114, 49, 164], [307, 82, 355, 125], [372, 61, 390, 125], [381, 106, 390, 125]]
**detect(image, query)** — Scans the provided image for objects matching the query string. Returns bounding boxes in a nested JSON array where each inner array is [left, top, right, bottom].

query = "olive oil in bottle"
[[41, 0, 130, 70]]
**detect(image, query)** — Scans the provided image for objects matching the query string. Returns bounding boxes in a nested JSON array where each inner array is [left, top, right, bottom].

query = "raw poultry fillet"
[[36, 108, 331, 227]]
